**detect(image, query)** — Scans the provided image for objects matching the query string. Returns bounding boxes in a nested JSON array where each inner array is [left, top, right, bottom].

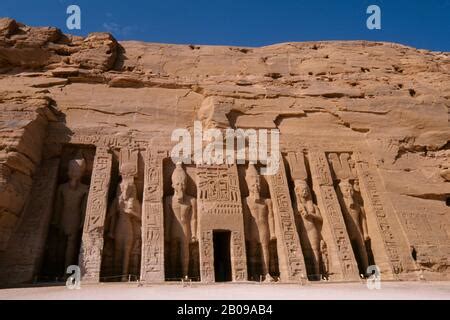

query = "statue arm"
[[190, 198, 198, 241], [314, 204, 323, 224], [266, 199, 276, 240], [297, 202, 306, 217]]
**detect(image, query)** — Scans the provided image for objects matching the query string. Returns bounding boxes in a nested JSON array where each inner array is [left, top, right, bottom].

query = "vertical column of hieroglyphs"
[[140, 150, 166, 282], [79, 147, 112, 282], [267, 154, 307, 282], [228, 164, 247, 282], [197, 166, 216, 282], [196, 165, 248, 282], [309, 151, 360, 280], [0, 158, 60, 285], [231, 231, 247, 281], [354, 152, 414, 278], [200, 229, 214, 282]]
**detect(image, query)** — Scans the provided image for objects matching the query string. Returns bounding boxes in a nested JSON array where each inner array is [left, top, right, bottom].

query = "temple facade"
[[0, 131, 440, 285]]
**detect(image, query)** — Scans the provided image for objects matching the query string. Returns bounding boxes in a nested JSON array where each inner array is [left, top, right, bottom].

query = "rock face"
[[0, 19, 448, 286]]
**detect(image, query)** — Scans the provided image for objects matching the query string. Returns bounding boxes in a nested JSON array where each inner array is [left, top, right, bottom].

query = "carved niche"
[[308, 150, 360, 281], [164, 162, 198, 281], [39, 146, 95, 281], [286, 152, 327, 280], [265, 155, 308, 283]]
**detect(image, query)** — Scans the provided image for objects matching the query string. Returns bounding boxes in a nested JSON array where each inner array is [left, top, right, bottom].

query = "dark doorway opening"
[[213, 230, 232, 282]]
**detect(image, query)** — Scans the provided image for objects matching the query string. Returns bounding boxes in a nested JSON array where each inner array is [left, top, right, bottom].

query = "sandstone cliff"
[[0, 18, 448, 283]]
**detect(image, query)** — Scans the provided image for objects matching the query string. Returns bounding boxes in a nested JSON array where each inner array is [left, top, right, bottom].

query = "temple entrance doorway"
[[213, 230, 232, 282]]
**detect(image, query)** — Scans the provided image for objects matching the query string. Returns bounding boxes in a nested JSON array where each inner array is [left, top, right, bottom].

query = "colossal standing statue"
[[294, 179, 324, 279], [338, 179, 370, 275], [164, 163, 197, 280], [107, 179, 142, 281], [54, 158, 89, 269], [243, 164, 276, 282]]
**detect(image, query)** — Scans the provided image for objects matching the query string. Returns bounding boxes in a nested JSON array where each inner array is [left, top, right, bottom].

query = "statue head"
[[118, 179, 137, 214], [68, 158, 86, 181], [294, 180, 311, 200], [245, 164, 260, 197], [172, 162, 187, 200], [339, 179, 354, 199]]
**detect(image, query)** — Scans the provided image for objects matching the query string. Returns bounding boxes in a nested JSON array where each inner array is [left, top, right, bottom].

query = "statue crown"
[[172, 162, 187, 183]]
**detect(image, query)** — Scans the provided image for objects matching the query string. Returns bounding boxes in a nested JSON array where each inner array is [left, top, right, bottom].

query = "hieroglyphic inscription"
[[267, 156, 307, 282], [197, 165, 242, 215], [309, 151, 334, 186], [354, 152, 403, 275], [140, 150, 166, 282], [321, 185, 359, 277], [197, 165, 240, 203], [197, 164, 247, 282], [79, 148, 112, 282], [309, 151, 359, 280], [200, 230, 214, 282], [231, 231, 247, 281], [47, 128, 151, 150]]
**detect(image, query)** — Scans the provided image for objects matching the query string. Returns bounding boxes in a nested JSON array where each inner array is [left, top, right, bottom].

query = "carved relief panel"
[[308, 150, 360, 281], [79, 147, 113, 282], [265, 155, 308, 283], [140, 150, 166, 282], [164, 162, 200, 281], [286, 152, 328, 280], [197, 164, 247, 283], [353, 152, 418, 279]]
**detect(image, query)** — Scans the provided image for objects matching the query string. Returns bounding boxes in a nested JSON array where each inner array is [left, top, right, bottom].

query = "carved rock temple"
[[0, 18, 449, 286]]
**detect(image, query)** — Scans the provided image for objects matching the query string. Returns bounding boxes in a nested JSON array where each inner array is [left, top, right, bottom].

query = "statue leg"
[[121, 236, 133, 280], [247, 241, 257, 281], [64, 233, 78, 269], [311, 246, 321, 280], [113, 239, 123, 279], [261, 241, 273, 281], [169, 239, 179, 279], [180, 238, 190, 279], [355, 236, 369, 275]]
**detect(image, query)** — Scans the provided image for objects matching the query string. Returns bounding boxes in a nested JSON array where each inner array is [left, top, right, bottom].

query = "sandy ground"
[[0, 281, 449, 300]]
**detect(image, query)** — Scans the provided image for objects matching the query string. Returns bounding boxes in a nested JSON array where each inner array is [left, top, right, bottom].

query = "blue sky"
[[1, 0, 449, 51]]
